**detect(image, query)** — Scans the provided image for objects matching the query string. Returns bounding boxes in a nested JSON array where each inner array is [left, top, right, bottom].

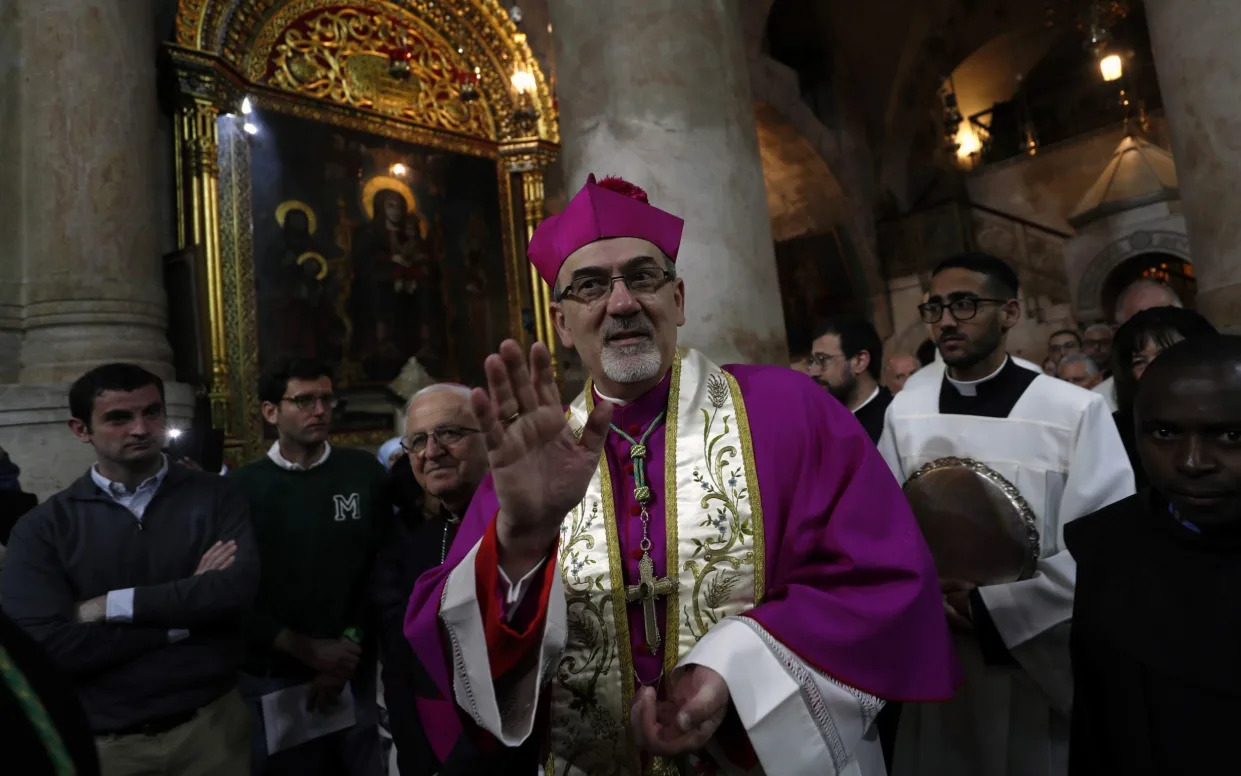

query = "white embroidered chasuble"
[[436, 349, 887, 776], [877, 360, 1135, 776]]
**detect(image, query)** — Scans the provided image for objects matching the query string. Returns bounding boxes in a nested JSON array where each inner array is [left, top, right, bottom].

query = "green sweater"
[[232, 446, 389, 674]]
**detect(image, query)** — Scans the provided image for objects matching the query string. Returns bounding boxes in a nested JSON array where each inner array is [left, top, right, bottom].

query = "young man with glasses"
[[405, 174, 958, 775], [877, 253, 1134, 776], [233, 357, 388, 776]]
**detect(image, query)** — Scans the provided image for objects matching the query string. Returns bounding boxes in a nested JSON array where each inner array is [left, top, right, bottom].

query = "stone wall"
[[966, 116, 1172, 235]]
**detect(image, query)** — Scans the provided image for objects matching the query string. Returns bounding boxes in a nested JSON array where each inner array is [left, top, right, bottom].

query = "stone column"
[[1146, 0, 1241, 327], [0, 0, 191, 497], [14, 0, 175, 379], [546, 0, 788, 365]]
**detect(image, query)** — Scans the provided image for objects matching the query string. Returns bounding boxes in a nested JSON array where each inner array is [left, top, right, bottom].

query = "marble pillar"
[[0, 0, 191, 498], [1146, 0, 1241, 327], [546, 0, 788, 365]]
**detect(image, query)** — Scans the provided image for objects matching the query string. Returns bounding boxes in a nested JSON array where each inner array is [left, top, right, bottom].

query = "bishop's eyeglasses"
[[918, 297, 1008, 324], [402, 425, 480, 455], [554, 266, 676, 304]]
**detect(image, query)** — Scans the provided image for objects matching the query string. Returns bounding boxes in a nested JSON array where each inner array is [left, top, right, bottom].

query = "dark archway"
[[776, 231, 865, 358], [1101, 252, 1196, 320]]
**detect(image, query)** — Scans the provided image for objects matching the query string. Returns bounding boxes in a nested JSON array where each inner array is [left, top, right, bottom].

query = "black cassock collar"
[[938, 356, 1039, 419]]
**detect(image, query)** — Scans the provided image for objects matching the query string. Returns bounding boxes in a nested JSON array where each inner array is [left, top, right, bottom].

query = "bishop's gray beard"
[[600, 339, 662, 384], [599, 314, 662, 384]]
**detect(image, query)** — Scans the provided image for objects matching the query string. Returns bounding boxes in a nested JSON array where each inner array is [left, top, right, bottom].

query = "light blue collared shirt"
[[90, 455, 170, 521], [91, 456, 177, 629]]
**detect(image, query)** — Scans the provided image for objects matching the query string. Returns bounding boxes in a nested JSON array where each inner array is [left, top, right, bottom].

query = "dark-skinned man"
[[1067, 335, 1241, 774]]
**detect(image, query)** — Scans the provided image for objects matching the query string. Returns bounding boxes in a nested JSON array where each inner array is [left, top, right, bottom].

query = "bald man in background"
[[1115, 279, 1182, 324], [884, 353, 921, 395], [371, 384, 529, 776], [1093, 279, 1184, 411]]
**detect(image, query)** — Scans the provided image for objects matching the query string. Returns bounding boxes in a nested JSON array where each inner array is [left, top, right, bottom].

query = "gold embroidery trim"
[[662, 349, 684, 675], [584, 380, 645, 776], [726, 370, 766, 603]]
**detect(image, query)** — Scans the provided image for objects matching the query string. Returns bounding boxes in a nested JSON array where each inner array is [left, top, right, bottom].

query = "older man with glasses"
[[371, 383, 522, 776], [233, 356, 390, 776]]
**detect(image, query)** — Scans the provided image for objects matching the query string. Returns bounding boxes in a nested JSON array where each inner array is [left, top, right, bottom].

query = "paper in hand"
[[261, 682, 356, 755]]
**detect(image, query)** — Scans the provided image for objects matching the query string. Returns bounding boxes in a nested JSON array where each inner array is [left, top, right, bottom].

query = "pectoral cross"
[[625, 551, 675, 654], [611, 410, 673, 657]]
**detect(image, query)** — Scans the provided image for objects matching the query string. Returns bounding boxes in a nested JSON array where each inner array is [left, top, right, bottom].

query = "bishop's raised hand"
[[470, 339, 612, 577]]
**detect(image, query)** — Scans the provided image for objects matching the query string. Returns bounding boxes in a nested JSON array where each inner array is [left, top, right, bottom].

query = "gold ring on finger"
[[503, 412, 520, 426]]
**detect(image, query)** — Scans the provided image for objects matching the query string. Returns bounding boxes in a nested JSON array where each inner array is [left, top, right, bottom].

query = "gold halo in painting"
[[360, 175, 417, 221], [275, 200, 317, 234], [296, 251, 328, 281]]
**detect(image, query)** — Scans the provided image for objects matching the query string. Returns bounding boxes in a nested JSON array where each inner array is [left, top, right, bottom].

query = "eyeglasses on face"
[[918, 297, 1008, 324], [281, 394, 339, 412], [402, 425, 480, 455], [805, 352, 845, 370], [554, 266, 675, 304]]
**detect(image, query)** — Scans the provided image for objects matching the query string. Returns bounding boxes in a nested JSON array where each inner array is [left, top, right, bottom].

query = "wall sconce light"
[[956, 127, 980, 159], [511, 63, 538, 129], [1100, 54, 1123, 82], [511, 66, 536, 96]]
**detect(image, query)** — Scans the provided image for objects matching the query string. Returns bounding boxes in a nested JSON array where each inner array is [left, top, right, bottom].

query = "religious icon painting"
[[248, 109, 510, 431]]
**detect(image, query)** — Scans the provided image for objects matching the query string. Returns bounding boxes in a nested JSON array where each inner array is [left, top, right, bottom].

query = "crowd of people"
[[0, 173, 1238, 776]]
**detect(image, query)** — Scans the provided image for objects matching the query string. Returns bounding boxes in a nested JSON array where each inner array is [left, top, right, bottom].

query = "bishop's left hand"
[[631, 665, 730, 757]]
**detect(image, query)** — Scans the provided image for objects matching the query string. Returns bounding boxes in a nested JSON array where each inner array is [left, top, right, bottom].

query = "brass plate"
[[903, 457, 1040, 585]]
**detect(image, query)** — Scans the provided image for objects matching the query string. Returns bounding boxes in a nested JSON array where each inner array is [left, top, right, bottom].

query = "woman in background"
[[1109, 306, 1217, 489]]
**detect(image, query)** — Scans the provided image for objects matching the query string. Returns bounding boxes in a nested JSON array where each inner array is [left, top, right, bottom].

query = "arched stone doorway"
[[1101, 252, 1197, 319], [1074, 229, 1191, 322]]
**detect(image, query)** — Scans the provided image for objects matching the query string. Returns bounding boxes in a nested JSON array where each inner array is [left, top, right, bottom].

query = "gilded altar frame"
[[167, 0, 558, 462]]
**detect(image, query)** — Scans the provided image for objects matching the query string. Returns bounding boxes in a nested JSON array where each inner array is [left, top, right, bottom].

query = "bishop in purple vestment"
[[405, 175, 958, 775]]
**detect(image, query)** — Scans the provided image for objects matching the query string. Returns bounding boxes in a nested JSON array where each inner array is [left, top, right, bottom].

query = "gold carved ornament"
[[257, 6, 493, 139], [168, 1, 559, 459], [176, 0, 558, 144]]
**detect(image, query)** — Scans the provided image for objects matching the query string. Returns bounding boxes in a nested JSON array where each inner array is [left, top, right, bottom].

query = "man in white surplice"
[[878, 252, 1134, 776], [404, 175, 959, 776]]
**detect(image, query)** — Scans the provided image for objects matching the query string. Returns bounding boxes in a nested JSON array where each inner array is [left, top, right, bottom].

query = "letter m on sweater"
[[333, 493, 361, 521]]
